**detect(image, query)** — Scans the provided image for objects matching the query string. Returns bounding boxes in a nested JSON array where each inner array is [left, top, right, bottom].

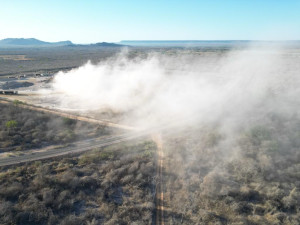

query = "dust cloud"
[[48, 44, 300, 223], [51, 44, 299, 132]]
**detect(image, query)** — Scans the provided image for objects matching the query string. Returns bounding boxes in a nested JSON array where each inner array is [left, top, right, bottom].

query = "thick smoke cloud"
[[51, 45, 299, 130]]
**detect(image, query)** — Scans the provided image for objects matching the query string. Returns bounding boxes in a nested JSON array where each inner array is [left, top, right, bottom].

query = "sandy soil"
[[0, 55, 32, 60]]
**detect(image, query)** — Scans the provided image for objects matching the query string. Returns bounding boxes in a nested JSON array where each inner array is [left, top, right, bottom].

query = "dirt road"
[[152, 134, 166, 225], [0, 97, 136, 130], [0, 131, 152, 167]]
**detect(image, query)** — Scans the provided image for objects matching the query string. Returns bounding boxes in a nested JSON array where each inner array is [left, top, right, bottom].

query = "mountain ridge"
[[0, 38, 126, 48], [0, 38, 73, 47]]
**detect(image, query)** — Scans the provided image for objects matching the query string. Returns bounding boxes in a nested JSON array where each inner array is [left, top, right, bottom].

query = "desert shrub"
[[163, 113, 300, 224], [0, 103, 107, 152], [0, 182, 23, 200], [63, 117, 76, 126], [60, 215, 83, 225], [6, 120, 18, 129], [0, 140, 156, 224]]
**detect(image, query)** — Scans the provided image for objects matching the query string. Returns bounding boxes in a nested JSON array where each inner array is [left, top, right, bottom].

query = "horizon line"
[[119, 40, 300, 42]]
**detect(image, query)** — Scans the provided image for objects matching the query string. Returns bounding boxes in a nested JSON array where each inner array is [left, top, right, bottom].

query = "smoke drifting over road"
[[51, 45, 300, 131]]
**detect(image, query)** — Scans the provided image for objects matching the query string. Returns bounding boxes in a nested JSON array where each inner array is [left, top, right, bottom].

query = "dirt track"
[[0, 132, 150, 167], [0, 97, 136, 130], [152, 134, 166, 225]]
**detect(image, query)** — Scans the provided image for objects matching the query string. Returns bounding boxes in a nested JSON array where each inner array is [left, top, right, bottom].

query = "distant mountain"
[[0, 38, 126, 48], [64, 42, 126, 48], [0, 38, 73, 47]]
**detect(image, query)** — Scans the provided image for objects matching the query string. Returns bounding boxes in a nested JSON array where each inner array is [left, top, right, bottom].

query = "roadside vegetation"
[[0, 103, 109, 152], [0, 140, 157, 225]]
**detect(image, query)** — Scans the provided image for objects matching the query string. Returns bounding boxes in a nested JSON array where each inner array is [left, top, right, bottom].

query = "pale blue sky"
[[0, 0, 299, 43]]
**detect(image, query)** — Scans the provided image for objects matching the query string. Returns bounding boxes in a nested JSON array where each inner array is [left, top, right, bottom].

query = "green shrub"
[[5, 120, 18, 129], [63, 117, 75, 126], [13, 100, 23, 106]]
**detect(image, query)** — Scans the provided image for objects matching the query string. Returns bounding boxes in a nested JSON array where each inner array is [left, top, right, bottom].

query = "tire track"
[[153, 133, 165, 225]]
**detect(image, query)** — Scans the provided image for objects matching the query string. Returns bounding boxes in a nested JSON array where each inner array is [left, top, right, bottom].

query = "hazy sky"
[[0, 0, 299, 43]]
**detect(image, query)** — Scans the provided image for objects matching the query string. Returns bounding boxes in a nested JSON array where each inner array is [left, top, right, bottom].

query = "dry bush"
[[0, 140, 156, 224], [163, 114, 300, 224], [0, 103, 107, 152]]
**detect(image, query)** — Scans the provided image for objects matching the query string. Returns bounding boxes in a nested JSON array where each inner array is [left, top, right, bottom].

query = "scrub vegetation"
[[0, 103, 109, 152], [163, 112, 300, 225], [0, 140, 157, 225], [0, 47, 121, 76], [1, 46, 300, 225]]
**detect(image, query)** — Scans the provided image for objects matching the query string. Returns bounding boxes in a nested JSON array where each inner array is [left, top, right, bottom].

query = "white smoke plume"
[[50, 45, 300, 130]]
